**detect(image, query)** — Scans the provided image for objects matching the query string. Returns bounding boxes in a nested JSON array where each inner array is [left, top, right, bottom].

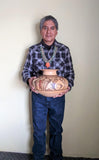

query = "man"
[[22, 15, 75, 160]]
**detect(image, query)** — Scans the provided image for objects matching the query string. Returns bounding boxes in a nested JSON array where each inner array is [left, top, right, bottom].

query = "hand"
[[53, 86, 70, 98], [28, 77, 38, 93]]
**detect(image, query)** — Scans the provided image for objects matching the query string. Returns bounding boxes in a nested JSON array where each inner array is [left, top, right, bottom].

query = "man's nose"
[[47, 28, 51, 33]]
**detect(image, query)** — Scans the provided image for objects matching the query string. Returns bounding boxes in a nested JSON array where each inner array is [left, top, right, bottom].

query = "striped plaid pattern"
[[22, 40, 75, 89]]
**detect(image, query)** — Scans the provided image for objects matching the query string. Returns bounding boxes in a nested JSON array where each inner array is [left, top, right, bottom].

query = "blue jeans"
[[32, 92, 65, 160]]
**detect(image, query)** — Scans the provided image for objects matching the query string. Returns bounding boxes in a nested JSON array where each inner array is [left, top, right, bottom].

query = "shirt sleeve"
[[22, 48, 35, 84], [64, 47, 75, 90]]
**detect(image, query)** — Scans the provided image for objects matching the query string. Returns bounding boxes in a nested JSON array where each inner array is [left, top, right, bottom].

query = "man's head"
[[40, 15, 58, 45], [40, 15, 58, 31]]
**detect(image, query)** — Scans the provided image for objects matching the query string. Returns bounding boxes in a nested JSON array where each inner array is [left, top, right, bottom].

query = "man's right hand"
[[28, 77, 38, 93]]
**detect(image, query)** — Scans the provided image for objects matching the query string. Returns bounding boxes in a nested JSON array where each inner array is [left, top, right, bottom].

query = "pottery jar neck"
[[42, 69, 58, 75]]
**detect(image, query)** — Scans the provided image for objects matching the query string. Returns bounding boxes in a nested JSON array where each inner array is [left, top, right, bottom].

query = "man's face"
[[40, 20, 57, 45]]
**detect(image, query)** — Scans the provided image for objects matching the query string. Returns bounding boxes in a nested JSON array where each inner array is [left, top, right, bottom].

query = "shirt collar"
[[41, 39, 55, 50]]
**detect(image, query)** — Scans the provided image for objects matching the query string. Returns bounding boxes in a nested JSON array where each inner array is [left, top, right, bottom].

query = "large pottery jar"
[[32, 69, 68, 97]]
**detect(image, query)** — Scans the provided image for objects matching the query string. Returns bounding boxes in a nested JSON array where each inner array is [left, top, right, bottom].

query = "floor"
[[0, 152, 98, 160]]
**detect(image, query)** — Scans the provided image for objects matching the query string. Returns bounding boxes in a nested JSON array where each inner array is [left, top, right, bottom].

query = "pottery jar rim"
[[41, 69, 58, 75]]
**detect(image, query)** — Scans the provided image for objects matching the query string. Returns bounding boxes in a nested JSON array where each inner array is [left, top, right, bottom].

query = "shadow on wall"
[[19, 21, 41, 85]]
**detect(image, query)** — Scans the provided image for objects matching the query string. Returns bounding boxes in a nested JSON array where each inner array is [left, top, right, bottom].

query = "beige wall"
[[0, 0, 99, 158]]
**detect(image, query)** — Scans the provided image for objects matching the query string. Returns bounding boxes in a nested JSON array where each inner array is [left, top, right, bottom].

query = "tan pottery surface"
[[32, 69, 68, 97]]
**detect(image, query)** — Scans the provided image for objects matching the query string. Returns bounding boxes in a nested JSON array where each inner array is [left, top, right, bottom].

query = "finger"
[[53, 93, 62, 98], [31, 87, 38, 94]]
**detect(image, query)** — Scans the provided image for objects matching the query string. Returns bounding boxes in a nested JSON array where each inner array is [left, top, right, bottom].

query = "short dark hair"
[[40, 15, 58, 30]]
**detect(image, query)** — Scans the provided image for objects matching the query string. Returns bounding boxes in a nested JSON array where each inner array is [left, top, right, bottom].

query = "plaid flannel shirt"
[[22, 40, 75, 89]]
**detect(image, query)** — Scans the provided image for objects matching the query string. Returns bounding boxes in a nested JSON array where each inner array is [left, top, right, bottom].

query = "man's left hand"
[[53, 86, 70, 98]]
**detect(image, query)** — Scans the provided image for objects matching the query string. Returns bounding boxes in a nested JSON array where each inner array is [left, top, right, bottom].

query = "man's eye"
[[43, 26, 47, 30], [51, 26, 55, 30]]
